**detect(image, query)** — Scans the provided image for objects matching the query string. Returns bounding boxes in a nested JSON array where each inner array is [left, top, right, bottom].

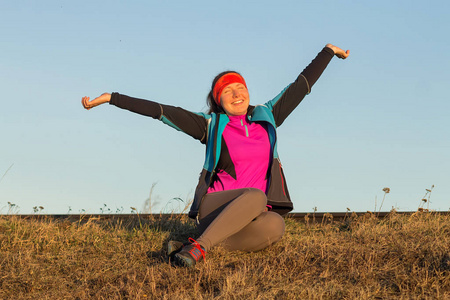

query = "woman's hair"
[[206, 70, 241, 114]]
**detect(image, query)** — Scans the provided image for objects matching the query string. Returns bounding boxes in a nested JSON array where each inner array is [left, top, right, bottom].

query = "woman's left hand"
[[326, 44, 350, 59]]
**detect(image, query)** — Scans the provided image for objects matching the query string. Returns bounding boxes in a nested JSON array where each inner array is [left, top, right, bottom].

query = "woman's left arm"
[[270, 44, 349, 126]]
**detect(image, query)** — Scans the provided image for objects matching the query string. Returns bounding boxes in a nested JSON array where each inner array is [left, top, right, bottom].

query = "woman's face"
[[220, 82, 250, 116]]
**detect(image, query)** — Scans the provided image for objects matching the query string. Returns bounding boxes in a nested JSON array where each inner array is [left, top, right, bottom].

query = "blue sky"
[[1, 1, 449, 214]]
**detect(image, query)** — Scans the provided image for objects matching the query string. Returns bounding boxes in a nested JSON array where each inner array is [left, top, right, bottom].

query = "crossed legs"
[[195, 188, 285, 252]]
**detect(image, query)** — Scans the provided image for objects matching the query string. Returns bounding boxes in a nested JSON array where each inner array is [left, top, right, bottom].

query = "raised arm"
[[82, 92, 209, 143], [270, 44, 350, 126]]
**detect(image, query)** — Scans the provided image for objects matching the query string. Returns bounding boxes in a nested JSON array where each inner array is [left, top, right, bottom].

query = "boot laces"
[[188, 238, 206, 262]]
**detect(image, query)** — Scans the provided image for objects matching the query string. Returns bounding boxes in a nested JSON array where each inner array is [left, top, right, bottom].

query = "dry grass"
[[0, 212, 448, 299]]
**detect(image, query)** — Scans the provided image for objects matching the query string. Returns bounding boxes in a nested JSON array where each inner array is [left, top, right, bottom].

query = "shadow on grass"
[[147, 216, 199, 265], [100, 214, 199, 266]]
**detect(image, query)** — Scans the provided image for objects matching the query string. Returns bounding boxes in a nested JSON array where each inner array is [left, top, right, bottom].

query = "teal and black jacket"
[[110, 47, 335, 219]]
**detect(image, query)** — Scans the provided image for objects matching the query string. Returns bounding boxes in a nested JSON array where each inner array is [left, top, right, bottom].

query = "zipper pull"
[[240, 119, 249, 137]]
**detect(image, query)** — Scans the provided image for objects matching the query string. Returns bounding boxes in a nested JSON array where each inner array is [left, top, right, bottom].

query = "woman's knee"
[[243, 188, 267, 208], [263, 212, 285, 241]]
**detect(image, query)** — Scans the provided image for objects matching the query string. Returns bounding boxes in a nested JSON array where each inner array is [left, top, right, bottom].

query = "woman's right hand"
[[82, 93, 111, 110]]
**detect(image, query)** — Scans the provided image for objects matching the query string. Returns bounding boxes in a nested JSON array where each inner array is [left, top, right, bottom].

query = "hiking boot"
[[167, 240, 184, 259], [173, 238, 206, 267]]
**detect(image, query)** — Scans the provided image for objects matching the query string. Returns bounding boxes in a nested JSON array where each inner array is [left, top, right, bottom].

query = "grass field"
[[0, 211, 448, 299]]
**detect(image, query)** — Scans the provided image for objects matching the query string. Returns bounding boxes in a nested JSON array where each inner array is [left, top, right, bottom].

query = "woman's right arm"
[[82, 92, 209, 143], [82, 93, 111, 110]]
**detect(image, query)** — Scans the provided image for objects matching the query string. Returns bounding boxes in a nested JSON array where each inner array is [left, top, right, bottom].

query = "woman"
[[82, 43, 349, 267]]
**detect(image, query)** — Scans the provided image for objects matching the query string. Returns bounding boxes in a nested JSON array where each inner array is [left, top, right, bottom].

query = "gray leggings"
[[195, 188, 285, 252]]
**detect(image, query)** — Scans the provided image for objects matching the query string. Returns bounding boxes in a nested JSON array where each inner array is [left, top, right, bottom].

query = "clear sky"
[[1, 1, 449, 214]]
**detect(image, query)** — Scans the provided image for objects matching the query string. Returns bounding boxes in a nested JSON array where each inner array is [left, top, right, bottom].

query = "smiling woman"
[[219, 81, 250, 116], [81, 43, 349, 268], [210, 71, 249, 116]]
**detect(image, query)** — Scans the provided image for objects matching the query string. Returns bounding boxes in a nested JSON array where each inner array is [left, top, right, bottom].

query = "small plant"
[[377, 187, 390, 215], [142, 182, 161, 214], [161, 197, 185, 214], [7, 202, 19, 215], [344, 207, 352, 221], [374, 187, 390, 214], [32, 206, 44, 214], [130, 207, 142, 229], [418, 185, 434, 212], [312, 206, 318, 223], [100, 204, 111, 214]]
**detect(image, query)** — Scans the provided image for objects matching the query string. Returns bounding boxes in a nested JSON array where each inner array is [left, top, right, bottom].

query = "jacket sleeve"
[[109, 93, 209, 144], [269, 47, 335, 127]]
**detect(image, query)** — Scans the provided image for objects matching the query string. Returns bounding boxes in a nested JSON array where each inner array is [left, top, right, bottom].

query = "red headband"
[[212, 72, 247, 105]]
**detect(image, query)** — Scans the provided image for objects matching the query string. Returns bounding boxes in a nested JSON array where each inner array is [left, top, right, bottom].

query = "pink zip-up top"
[[207, 114, 271, 194]]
